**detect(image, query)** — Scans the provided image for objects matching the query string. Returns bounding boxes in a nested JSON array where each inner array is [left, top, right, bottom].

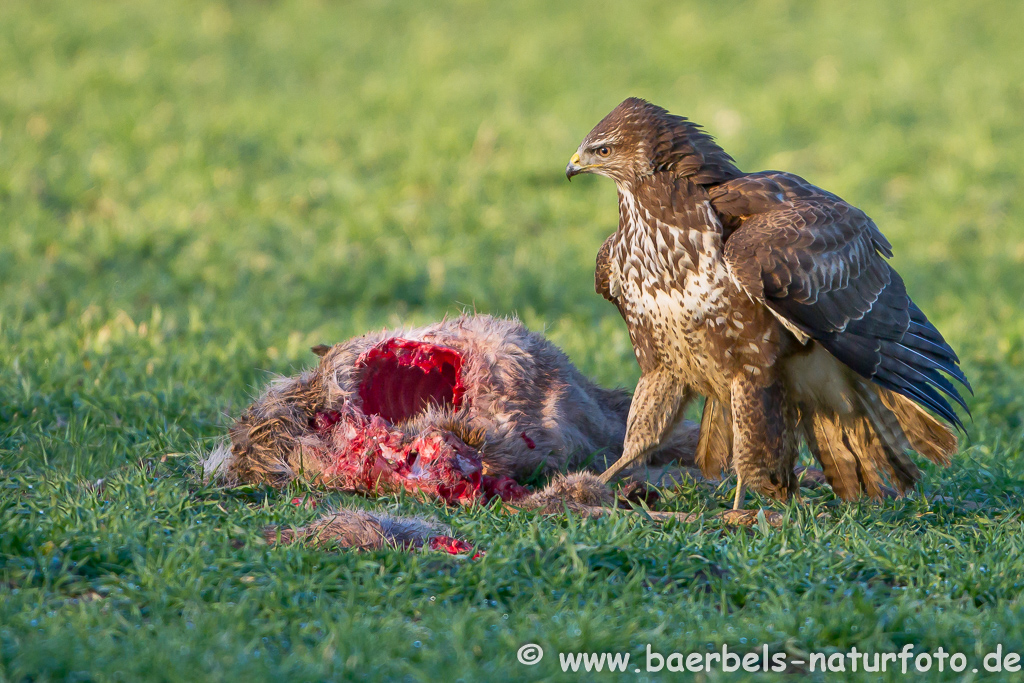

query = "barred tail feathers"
[[801, 380, 956, 500]]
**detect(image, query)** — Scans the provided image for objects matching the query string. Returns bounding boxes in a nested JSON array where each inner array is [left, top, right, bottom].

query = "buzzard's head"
[[566, 97, 740, 187]]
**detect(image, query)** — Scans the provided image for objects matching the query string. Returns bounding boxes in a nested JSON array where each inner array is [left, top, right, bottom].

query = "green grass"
[[3, 0, 1024, 680]]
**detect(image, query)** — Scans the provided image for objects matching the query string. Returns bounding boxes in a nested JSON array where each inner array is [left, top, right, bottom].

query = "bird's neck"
[[615, 185, 644, 239], [614, 177, 726, 275], [615, 176, 722, 235]]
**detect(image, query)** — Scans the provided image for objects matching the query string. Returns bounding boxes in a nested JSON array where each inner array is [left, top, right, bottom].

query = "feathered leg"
[[729, 374, 799, 506], [693, 396, 739, 507], [598, 368, 692, 484], [732, 480, 747, 510]]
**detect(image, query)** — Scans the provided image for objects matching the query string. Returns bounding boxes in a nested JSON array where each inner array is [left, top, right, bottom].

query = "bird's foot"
[[716, 508, 783, 528], [794, 466, 828, 488], [597, 460, 631, 485], [616, 481, 661, 509]]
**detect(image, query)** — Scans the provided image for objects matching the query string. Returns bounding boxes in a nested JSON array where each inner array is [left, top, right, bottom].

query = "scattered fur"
[[262, 471, 784, 557], [515, 472, 784, 527], [264, 509, 449, 550], [517, 472, 615, 515]]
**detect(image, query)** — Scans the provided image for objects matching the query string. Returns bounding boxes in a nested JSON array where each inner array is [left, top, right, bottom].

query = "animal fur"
[[208, 314, 701, 496], [263, 471, 784, 556], [265, 509, 451, 550]]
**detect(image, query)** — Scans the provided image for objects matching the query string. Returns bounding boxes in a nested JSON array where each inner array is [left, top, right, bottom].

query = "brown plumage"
[[568, 97, 970, 505]]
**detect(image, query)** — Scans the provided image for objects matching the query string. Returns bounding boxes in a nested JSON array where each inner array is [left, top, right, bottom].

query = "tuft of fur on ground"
[[200, 442, 235, 485], [518, 472, 615, 515], [264, 509, 470, 553]]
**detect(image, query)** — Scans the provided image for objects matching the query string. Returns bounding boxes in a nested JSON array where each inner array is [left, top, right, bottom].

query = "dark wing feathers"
[[594, 234, 618, 305], [908, 301, 959, 360], [713, 171, 970, 429]]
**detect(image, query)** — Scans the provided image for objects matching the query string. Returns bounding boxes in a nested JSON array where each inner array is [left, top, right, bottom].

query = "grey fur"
[[264, 509, 449, 550]]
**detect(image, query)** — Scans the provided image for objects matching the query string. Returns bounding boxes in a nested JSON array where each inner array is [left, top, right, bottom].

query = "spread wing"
[[711, 172, 970, 429]]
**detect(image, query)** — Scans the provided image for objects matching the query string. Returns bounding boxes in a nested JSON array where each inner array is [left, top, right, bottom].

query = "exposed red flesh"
[[304, 337, 528, 506], [311, 408, 527, 505], [428, 535, 477, 556], [355, 338, 466, 423]]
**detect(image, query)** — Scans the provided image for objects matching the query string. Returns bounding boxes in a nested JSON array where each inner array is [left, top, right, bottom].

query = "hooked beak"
[[565, 152, 585, 180]]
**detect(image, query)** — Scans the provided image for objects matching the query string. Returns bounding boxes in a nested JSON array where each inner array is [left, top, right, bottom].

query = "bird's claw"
[[716, 509, 783, 528]]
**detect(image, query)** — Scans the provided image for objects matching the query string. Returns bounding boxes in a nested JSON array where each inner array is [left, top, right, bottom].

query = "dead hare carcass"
[[205, 314, 701, 505]]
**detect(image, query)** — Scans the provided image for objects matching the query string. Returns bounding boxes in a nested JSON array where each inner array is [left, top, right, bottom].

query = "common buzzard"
[[567, 98, 970, 507]]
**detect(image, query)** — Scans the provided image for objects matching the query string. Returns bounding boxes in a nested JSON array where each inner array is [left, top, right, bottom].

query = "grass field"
[[3, 0, 1024, 680]]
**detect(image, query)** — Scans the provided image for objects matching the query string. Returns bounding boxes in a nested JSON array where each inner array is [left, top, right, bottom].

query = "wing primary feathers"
[[900, 331, 962, 368], [907, 320, 949, 346], [819, 331, 967, 431], [883, 341, 972, 396], [907, 302, 959, 358], [871, 370, 965, 432], [914, 367, 971, 413]]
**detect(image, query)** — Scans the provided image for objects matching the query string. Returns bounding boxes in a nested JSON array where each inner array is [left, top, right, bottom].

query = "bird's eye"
[[596, 146, 611, 157]]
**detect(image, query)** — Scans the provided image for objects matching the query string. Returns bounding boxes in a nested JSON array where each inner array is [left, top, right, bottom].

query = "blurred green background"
[[3, 1, 1024, 680]]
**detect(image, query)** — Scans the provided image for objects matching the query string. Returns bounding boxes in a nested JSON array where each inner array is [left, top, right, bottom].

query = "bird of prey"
[[566, 97, 970, 507]]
